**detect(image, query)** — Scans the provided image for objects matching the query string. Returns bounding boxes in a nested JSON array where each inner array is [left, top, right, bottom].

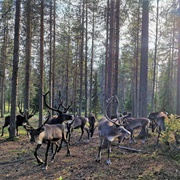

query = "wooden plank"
[[119, 146, 142, 152]]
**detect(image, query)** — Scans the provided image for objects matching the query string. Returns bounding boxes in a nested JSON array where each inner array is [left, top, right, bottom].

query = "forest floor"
[[0, 117, 180, 180]]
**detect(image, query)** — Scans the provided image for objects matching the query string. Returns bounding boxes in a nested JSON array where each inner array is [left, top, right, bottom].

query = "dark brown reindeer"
[[88, 113, 97, 138], [148, 111, 168, 147], [23, 111, 70, 170], [1, 103, 37, 136], [96, 95, 130, 165], [66, 113, 97, 144], [69, 116, 90, 144]]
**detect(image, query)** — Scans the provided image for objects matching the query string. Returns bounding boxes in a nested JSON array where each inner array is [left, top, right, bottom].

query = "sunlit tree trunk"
[[24, 0, 32, 112], [89, 1, 95, 114], [176, 0, 180, 115], [139, 0, 149, 117], [9, 0, 21, 138], [38, 0, 44, 126], [151, 0, 159, 112], [79, 1, 85, 116]]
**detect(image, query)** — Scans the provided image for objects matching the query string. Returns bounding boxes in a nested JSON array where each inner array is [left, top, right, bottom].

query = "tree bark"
[[9, 0, 21, 138], [139, 0, 149, 117], [38, 0, 44, 127], [24, 0, 32, 112]]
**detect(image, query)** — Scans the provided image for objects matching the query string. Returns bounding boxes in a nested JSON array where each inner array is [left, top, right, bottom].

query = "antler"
[[39, 111, 51, 128], [57, 90, 72, 113], [18, 102, 24, 115], [29, 104, 37, 116], [114, 95, 121, 121], [104, 96, 115, 123], [105, 96, 123, 125], [43, 91, 63, 115]]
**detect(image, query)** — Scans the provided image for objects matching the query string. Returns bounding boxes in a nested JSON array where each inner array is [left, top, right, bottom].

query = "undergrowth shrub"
[[160, 114, 180, 145]]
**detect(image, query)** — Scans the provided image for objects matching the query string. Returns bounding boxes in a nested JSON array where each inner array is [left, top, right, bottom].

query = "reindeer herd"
[[0, 92, 169, 170]]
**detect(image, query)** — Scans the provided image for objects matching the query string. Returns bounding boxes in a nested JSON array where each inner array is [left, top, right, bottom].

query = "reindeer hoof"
[[42, 165, 48, 170], [38, 159, 44, 165], [106, 159, 112, 165], [96, 157, 101, 163]]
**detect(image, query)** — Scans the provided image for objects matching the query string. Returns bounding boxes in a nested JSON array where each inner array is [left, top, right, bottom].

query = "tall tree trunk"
[[89, 1, 95, 114], [134, 1, 140, 117], [24, 0, 32, 112], [9, 0, 21, 138], [151, 0, 159, 112], [39, 0, 44, 127], [176, 0, 180, 115], [49, 0, 53, 116], [84, 0, 88, 116], [105, 0, 109, 110], [107, 0, 115, 117], [113, 0, 120, 114], [0, 20, 7, 117], [52, 0, 56, 114], [139, 0, 149, 117], [79, 1, 85, 116]]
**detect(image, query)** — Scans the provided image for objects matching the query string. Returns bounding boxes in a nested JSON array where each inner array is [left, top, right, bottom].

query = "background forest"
[[1, 0, 180, 137]]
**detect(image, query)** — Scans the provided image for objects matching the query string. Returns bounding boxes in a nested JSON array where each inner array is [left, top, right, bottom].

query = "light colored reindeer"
[[96, 96, 130, 165], [23, 111, 70, 170]]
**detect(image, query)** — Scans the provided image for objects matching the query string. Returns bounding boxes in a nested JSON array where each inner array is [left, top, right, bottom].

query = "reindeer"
[[43, 91, 74, 152], [23, 111, 70, 170], [68, 116, 90, 144], [137, 111, 168, 147], [119, 117, 150, 144], [96, 96, 130, 165], [1, 103, 37, 136], [88, 113, 97, 138]]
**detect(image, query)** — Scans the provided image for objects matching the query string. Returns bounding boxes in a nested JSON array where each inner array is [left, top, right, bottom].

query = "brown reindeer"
[[1, 103, 37, 136], [23, 111, 70, 170]]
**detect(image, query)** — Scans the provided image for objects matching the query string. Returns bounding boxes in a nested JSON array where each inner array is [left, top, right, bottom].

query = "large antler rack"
[[105, 95, 123, 125], [57, 90, 72, 113], [114, 95, 122, 121], [29, 104, 37, 116], [18, 102, 37, 117], [43, 91, 63, 115]]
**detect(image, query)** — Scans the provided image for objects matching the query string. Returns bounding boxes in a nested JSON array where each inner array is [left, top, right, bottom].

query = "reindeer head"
[[23, 111, 50, 144]]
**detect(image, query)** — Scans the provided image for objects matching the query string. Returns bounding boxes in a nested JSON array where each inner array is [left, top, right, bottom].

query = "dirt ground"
[[0, 120, 180, 180]]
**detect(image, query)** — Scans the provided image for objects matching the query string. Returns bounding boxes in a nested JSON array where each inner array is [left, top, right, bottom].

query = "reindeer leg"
[[1, 126, 5, 136], [85, 127, 90, 142], [51, 142, 58, 162], [57, 139, 63, 152], [16, 126, 19, 136], [96, 138, 103, 162], [78, 127, 84, 142], [106, 140, 112, 165], [34, 144, 43, 166], [42, 141, 51, 170], [129, 129, 136, 143], [50, 143, 54, 155], [66, 139, 71, 156]]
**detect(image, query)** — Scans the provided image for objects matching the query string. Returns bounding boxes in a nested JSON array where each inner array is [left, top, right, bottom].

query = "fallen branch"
[[119, 146, 142, 152]]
